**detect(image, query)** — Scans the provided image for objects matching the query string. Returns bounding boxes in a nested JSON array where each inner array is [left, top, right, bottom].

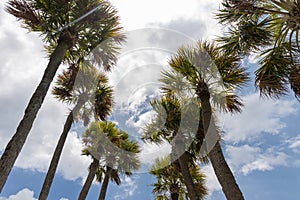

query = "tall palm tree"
[[163, 41, 249, 200], [39, 63, 114, 200], [143, 95, 203, 200], [217, 0, 300, 99], [150, 156, 207, 200], [79, 121, 140, 200], [0, 0, 125, 192]]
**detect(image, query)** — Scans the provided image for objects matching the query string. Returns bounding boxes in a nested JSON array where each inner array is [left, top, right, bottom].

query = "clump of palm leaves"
[[217, 0, 300, 99], [79, 121, 140, 200], [150, 156, 207, 200]]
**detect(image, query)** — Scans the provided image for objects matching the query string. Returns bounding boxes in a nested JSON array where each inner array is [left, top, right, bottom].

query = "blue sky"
[[0, 0, 300, 200]]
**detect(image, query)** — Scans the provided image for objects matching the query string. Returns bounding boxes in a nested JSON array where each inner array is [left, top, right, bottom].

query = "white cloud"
[[57, 132, 91, 180], [202, 164, 221, 196], [0, 188, 37, 200], [139, 142, 171, 168], [286, 135, 300, 153], [222, 93, 297, 143], [113, 176, 138, 200], [241, 151, 287, 175], [6, 95, 91, 181], [226, 145, 288, 175], [226, 145, 261, 168], [110, 0, 222, 38], [126, 110, 156, 133]]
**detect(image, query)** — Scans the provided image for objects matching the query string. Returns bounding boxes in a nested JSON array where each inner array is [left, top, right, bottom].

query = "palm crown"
[[150, 156, 207, 200], [7, 0, 125, 69], [82, 121, 141, 174], [164, 40, 249, 113], [52, 63, 114, 124], [217, 0, 300, 99]]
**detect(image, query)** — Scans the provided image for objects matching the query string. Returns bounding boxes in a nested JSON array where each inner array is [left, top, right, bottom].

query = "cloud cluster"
[[113, 176, 138, 200], [226, 145, 288, 175], [202, 164, 221, 195], [0, 188, 36, 200], [0, 188, 69, 200], [222, 93, 297, 143]]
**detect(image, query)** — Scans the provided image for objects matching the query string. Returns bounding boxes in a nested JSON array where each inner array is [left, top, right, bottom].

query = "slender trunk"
[[170, 182, 179, 200], [39, 96, 86, 200], [197, 82, 244, 200], [209, 142, 244, 200], [78, 159, 99, 200], [170, 192, 179, 200], [172, 126, 198, 200], [0, 31, 73, 192], [178, 153, 199, 200], [98, 166, 112, 200]]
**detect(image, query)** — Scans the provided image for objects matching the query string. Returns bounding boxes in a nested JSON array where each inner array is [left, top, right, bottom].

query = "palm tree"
[[217, 0, 300, 99], [150, 156, 207, 200], [0, 0, 125, 192], [163, 41, 249, 200], [39, 63, 114, 200], [79, 121, 140, 200], [143, 95, 204, 200]]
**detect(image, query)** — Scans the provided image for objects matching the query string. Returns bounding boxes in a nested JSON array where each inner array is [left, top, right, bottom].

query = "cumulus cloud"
[[138, 142, 171, 168], [0, 188, 37, 200], [57, 132, 91, 180], [286, 135, 300, 153], [202, 164, 221, 196], [7, 96, 91, 181], [226, 145, 288, 175], [113, 176, 138, 200], [148, 18, 206, 40], [222, 93, 297, 143], [110, 0, 221, 33]]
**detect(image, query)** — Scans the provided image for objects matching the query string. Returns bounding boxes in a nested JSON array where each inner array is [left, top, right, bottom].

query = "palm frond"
[[6, 0, 42, 31], [255, 44, 291, 98]]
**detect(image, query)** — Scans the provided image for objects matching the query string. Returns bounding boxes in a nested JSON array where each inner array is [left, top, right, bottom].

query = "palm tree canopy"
[[217, 0, 300, 99], [6, 0, 125, 70], [82, 121, 141, 175], [150, 156, 207, 200], [52, 64, 114, 123], [166, 40, 249, 113]]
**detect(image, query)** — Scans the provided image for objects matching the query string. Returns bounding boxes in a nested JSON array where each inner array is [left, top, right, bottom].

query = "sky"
[[0, 0, 300, 200]]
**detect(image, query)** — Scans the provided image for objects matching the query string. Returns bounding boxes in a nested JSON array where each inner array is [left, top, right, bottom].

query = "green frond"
[[7, 0, 125, 68], [6, 0, 42, 31], [255, 44, 291, 98], [149, 155, 207, 200], [289, 64, 300, 99], [110, 169, 121, 185], [218, 17, 273, 55], [82, 121, 141, 181], [217, 0, 300, 99]]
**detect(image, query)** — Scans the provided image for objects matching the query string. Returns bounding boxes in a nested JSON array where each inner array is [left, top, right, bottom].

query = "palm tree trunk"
[[39, 96, 86, 200], [78, 158, 99, 200], [0, 31, 73, 192], [197, 82, 244, 200], [170, 182, 179, 200], [171, 192, 179, 200], [178, 153, 199, 200], [98, 166, 112, 200], [209, 142, 244, 200]]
